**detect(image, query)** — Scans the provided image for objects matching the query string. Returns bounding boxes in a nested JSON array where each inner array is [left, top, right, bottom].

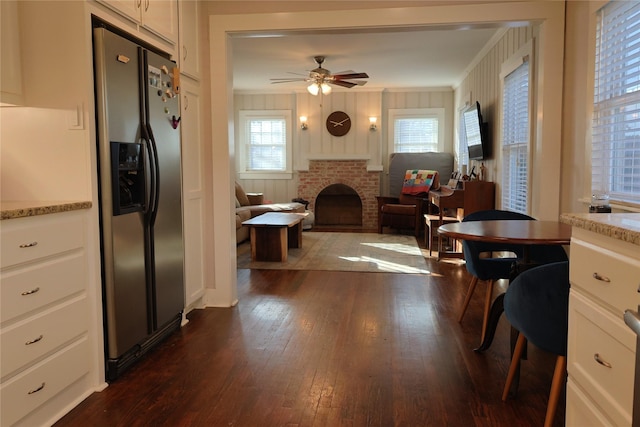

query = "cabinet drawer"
[[570, 238, 640, 314], [566, 378, 616, 427], [1, 298, 87, 378], [1, 253, 86, 323], [0, 337, 89, 427], [568, 291, 635, 426], [1, 215, 84, 268]]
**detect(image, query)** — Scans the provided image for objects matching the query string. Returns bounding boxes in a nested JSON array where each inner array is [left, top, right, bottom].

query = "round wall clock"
[[326, 111, 351, 137]]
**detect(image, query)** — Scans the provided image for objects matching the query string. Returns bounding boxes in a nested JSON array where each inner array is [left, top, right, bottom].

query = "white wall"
[[234, 89, 452, 203], [0, 1, 92, 202], [454, 26, 536, 208]]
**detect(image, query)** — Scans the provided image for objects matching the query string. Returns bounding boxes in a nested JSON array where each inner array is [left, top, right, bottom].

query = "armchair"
[[377, 193, 428, 236], [377, 152, 453, 236]]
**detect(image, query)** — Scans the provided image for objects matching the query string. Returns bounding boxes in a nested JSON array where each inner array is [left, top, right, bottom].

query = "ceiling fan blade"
[[270, 78, 308, 82], [333, 72, 369, 80], [330, 80, 357, 88]]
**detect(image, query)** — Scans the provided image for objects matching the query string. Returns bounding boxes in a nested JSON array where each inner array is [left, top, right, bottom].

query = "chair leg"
[[502, 333, 527, 401], [424, 222, 429, 249], [458, 276, 479, 323], [544, 355, 567, 427], [480, 279, 495, 342]]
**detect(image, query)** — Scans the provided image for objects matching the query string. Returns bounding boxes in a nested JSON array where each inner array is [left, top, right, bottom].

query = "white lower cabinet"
[[0, 210, 94, 426], [566, 226, 640, 426], [1, 338, 90, 427], [566, 378, 616, 427]]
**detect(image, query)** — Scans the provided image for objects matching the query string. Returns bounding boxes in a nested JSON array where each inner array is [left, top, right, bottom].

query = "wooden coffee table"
[[242, 212, 309, 262]]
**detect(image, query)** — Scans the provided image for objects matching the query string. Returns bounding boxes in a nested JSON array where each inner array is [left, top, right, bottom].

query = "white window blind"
[[501, 60, 530, 214], [237, 110, 292, 179], [394, 118, 439, 153], [592, 1, 640, 204], [458, 109, 469, 168], [388, 108, 444, 154], [246, 118, 286, 171]]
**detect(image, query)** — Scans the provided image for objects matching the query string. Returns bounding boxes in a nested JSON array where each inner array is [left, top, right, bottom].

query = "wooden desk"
[[242, 212, 308, 262], [438, 220, 572, 351], [428, 181, 495, 259]]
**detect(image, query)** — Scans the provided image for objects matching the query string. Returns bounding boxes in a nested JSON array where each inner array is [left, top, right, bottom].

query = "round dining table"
[[438, 219, 572, 351], [438, 219, 572, 247]]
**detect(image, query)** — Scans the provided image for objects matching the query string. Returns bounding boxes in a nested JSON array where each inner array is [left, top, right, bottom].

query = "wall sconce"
[[369, 117, 377, 131], [299, 116, 308, 130]]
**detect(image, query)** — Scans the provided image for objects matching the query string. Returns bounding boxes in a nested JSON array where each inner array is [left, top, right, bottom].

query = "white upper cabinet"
[[178, 0, 200, 80], [96, 0, 178, 45], [1, 0, 23, 106]]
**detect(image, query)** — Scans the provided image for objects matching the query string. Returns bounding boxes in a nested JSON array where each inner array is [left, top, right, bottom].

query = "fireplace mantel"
[[297, 155, 382, 172]]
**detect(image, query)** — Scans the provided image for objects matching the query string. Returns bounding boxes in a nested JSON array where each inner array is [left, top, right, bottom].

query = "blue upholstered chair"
[[457, 210, 568, 343], [502, 261, 570, 427]]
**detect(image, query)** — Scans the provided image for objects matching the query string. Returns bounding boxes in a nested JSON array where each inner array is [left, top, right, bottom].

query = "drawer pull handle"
[[27, 382, 45, 395], [592, 272, 611, 283], [21, 287, 40, 296], [25, 335, 43, 345], [594, 353, 612, 368], [19, 241, 38, 248]]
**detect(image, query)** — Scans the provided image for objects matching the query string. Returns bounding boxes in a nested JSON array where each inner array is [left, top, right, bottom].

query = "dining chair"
[[457, 210, 568, 342], [502, 261, 570, 427], [457, 210, 529, 339]]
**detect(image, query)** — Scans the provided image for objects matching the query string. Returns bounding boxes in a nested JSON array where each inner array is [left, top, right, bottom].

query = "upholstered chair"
[[502, 261, 570, 427], [377, 193, 426, 236], [378, 170, 439, 237]]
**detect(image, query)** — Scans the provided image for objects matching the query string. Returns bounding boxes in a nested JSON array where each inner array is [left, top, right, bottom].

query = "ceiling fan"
[[270, 56, 369, 95]]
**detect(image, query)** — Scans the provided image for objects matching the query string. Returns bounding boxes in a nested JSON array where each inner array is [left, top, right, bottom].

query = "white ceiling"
[[231, 26, 503, 92]]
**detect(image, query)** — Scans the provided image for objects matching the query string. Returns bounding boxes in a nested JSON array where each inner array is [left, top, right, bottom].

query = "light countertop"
[[1, 200, 92, 220], [560, 212, 640, 247]]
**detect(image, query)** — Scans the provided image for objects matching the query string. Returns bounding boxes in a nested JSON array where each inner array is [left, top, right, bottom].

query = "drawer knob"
[[27, 382, 45, 395], [21, 287, 40, 296], [25, 335, 43, 345], [592, 272, 611, 283], [594, 353, 612, 368], [19, 241, 38, 248]]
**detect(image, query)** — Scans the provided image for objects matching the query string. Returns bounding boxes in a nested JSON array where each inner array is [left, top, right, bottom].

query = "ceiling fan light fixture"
[[320, 83, 332, 95], [307, 83, 320, 96]]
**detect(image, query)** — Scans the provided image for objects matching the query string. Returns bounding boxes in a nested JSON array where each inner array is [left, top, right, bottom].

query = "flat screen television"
[[463, 101, 489, 160]]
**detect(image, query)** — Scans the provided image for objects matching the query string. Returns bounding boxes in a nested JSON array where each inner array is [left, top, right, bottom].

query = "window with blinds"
[[394, 118, 439, 153], [237, 110, 292, 178], [501, 59, 530, 214], [458, 109, 469, 168], [592, 1, 640, 204], [246, 118, 286, 171], [388, 108, 444, 154]]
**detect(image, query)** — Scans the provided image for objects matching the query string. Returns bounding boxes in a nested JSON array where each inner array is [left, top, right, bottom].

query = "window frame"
[[237, 110, 293, 180], [499, 41, 533, 214], [387, 108, 445, 154], [590, 0, 640, 206], [457, 105, 470, 170]]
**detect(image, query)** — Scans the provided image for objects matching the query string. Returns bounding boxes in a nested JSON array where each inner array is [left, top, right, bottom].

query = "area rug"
[[237, 232, 430, 274]]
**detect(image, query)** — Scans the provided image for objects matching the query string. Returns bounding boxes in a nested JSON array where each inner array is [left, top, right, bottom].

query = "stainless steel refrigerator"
[[93, 25, 184, 382]]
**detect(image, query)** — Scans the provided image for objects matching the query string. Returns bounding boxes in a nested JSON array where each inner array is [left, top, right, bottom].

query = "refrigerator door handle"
[[141, 129, 156, 218], [146, 123, 160, 227]]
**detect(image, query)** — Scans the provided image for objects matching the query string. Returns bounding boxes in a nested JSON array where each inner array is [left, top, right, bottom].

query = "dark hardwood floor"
[[56, 239, 564, 427]]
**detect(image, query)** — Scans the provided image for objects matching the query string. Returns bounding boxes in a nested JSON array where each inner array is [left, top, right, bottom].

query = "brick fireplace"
[[297, 160, 380, 230]]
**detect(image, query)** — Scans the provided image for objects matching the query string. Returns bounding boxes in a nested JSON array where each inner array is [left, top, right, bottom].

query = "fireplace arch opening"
[[315, 184, 362, 226]]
